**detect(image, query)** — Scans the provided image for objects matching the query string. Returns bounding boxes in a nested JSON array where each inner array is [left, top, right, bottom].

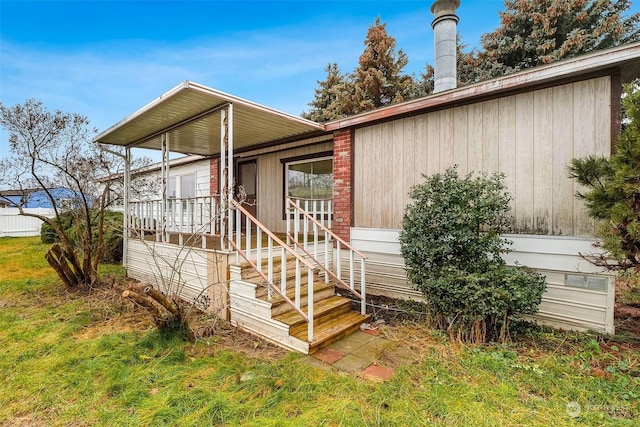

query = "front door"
[[236, 159, 257, 222]]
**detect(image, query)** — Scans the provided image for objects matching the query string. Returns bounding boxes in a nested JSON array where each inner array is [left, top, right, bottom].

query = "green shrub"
[[41, 209, 123, 263], [400, 166, 546, 343]]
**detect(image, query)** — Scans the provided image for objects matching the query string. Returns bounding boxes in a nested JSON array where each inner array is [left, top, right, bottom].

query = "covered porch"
[[94, 81, 369, 353]]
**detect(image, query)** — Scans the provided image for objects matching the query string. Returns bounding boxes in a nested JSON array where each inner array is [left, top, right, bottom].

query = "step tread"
[[272, 295, 351, 326], [292, 310, 372, 350], [256, 280, 335, 303]]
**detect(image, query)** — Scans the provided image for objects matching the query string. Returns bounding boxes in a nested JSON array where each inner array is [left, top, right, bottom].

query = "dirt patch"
[[186, 315, 288, 360], [72, 276, 287, 360], [615, 275, 640, 337]]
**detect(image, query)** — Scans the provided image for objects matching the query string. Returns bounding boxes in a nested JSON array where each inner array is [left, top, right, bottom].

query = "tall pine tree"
[[478, 0, 640, 77], [303, 17, 413, 121], [351, 17, 413, 114], [301, 63, 352, 123], [303, 1, 639, 120]]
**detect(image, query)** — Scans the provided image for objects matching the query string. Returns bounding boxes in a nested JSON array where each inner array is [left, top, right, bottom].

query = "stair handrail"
[[286, 237, 364, 301], [287, 197, 367, 315], [229, 200, 317, 328]]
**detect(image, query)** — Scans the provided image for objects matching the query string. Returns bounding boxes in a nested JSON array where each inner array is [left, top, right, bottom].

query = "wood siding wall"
[[250, 141, 333, 233], [353, 77, 612, 237], [127, 239, 228, 317]]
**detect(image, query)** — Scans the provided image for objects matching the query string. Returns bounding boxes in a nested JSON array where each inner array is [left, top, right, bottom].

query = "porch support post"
[[123, 146, 131, 268], [161, 133, 170, 243], [227, 103, 234, 248], [220, 108, 227, 249]]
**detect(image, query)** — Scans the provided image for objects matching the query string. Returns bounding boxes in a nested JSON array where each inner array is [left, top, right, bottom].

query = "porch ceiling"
[[94, 81, 325, 156]]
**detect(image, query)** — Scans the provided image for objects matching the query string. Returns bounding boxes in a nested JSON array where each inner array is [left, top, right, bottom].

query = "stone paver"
[[331, 353, 372, 373], [361, 364, 395, 381], [351, 337, 394, 359], [328, 330, 376, 353], [312, 347, 346, 364], [306, 328, 399, 381]]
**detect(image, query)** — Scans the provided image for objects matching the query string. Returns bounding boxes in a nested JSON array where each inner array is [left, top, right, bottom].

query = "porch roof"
[[93, 81, 325, 156]]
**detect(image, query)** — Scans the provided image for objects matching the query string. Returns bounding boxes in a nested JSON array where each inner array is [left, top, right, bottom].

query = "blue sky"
[[1, 0, 638, 162]]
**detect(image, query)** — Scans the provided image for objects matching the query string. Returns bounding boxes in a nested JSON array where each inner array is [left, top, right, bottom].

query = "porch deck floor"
[[134, 230, 324, 251]]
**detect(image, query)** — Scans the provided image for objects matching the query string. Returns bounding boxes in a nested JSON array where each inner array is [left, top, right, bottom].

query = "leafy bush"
[[400, 166, 546, 343], [41, 209, 123, 263]]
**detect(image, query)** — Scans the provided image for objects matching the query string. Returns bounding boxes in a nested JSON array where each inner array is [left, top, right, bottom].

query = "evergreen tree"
[[409, 64, 435, 100], [301, 63, 352, 123], [568, 79, 640, 270], [478, 0, 640, 78], [352, 17, 413, 114]]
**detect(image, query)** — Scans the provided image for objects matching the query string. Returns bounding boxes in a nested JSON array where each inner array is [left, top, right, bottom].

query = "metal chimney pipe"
[[431, 0, 460, 93]]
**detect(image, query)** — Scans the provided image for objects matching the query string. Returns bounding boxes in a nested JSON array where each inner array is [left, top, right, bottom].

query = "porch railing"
[[229, 200, 319, 341], [286, 197, 367, 316], [128, 196, 220, 246]]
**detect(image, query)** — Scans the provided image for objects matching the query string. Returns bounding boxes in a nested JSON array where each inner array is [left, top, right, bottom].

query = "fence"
[[0, 208, 56, 237]]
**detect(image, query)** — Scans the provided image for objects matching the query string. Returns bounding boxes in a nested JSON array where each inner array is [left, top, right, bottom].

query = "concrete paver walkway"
[[308, 328, 415, 381]]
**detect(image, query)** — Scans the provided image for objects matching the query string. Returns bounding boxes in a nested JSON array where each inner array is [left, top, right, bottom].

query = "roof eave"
[[325, 42, 640, 131]]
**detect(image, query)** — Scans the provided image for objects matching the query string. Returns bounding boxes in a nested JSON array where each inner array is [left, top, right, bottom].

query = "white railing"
[[229, 200, 318, 341], [128, 196, 220, 245], [286, 197, 367, 316]]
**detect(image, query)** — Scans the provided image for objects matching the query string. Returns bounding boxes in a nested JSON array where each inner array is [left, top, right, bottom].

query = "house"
[[94, 2, 640, 352], [0, 187, 86, 209]]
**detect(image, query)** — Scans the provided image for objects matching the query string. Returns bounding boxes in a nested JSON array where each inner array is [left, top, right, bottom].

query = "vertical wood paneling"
[[594, 76, 612, 157], [453, 105, 469, 175], [391, 121, 405, 227], [498, 97, 517, 219], [533, 88, 554, 235], [552, 85, 574, 235], [514, 93, 535, 233], [482, 100, 500, 171], [414, 115, 428, 182], [403, 118, 417, 218], [256, 141, 332, 232], [467, 103, 483, 172], [412, 115, 429, 184], [353, 127, 371, 227], [573, 80, 597, 236], [426, 112, 440, 175], [439, 109, 455, 170], [370, 125, 383, 227], [352, 77, 610, 235]]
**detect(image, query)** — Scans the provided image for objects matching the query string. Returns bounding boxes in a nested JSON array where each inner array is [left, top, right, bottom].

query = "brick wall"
[[209, 157, 219, 195], [332, 129, 353, 243]]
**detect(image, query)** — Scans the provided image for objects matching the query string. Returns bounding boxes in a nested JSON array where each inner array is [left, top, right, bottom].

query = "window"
[[180, 174, 196, 199], [167, 174, 195, 199], [285, 156, 333, 200], [168, 177, 177, 199]]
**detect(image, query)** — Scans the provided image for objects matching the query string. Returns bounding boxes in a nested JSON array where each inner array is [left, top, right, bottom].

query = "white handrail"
[[230, 200, 317, 338], [287, 197, 367, 316]]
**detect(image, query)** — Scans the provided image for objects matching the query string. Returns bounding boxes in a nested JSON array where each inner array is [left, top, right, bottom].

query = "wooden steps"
[[233, 257, 370, 354], [273, 295, 370, 353]]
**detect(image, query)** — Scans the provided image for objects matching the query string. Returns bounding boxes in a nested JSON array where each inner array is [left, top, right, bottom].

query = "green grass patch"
[[0, 237, 639, 426]]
